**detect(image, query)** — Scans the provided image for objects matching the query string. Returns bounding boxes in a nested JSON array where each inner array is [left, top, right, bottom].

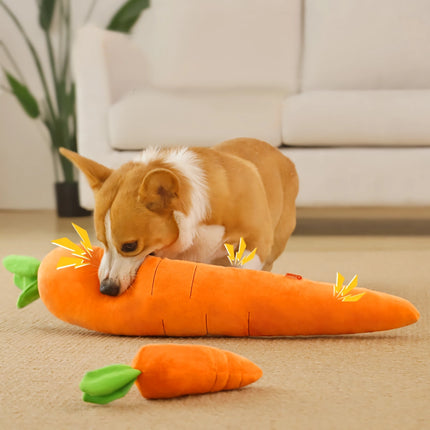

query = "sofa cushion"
[[282, 91, 430, 146], [302, 0, 430, 90], [108, 89, 284, 150], [140, 0, 301, 91], [283, 147, 430, 205]]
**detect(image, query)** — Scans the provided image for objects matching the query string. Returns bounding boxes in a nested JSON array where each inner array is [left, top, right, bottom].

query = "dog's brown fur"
[[60, 138, 298, 293]]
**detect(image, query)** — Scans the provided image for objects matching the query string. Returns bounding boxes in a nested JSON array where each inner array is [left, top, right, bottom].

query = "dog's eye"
[[121, 241, 138, 253]]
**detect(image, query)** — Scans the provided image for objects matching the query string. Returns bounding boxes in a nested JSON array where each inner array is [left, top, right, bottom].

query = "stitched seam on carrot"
[[150, 259, 162, 296], [189, 265, 197, 298], [247, 312, 251, 337], [205, 313, 209, 335], [224, 366, 233, 390], [210, 372, 218, 393], [238, 371, 243, 389], [161, 319, 166, 336], [208, 350, 222, 392]]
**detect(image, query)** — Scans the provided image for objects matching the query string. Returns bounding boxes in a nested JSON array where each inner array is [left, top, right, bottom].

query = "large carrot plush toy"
[[3, 224, 419, 337], [79, 344, 263, 403]]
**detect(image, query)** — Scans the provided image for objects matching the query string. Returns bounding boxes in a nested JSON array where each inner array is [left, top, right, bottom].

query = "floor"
[[0, 209, 429, 429]]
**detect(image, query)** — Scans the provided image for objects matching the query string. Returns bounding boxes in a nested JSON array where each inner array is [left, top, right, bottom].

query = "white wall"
[[0, 0, 128, 209]]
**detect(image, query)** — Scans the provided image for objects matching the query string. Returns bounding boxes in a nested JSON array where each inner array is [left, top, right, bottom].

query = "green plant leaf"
[[3, 255, 41, 278], [107, 0, 150, 33], [66, 83, 75, 117], [1, 1, 56, 119], [17, 280, 40, 308], [83, 380, 136, 405], [5, 72, 40, 118], [80, 364, 141, 397], [13, 274, 36, 291], [38, 0, 57, 31]]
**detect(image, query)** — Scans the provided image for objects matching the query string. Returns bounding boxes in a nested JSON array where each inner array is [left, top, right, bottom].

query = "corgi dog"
[[60, 138, 298, 296]]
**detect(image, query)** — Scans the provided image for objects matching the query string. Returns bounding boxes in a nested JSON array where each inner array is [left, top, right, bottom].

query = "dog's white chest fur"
[[159, 221, 226, 264]]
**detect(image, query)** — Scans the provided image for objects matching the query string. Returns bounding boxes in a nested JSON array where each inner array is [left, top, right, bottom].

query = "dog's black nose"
[[100, 279, 120, 296]]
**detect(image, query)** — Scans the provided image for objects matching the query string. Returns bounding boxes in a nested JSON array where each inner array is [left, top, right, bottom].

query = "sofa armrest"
[[73, 25, 147, 209], [73, 25, 148, 161]]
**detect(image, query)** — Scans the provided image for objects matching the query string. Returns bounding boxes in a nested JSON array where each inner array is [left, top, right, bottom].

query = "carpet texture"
[[0, 211, 428, 429]]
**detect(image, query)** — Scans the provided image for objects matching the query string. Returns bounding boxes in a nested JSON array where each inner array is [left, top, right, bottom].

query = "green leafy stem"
[[80, 364, 141, 405], [3, 255, 41, 308]]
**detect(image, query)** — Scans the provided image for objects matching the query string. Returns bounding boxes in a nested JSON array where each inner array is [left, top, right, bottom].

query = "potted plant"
[[0, 0, 149, 216]]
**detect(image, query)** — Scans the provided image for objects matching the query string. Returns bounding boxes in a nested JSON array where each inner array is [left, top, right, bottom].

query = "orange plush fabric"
[[36, 246, 420, 336], [132, 344, 263, 399]]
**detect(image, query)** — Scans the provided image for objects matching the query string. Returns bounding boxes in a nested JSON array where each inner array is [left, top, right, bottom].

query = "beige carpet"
[[0, 210, 429, 430]]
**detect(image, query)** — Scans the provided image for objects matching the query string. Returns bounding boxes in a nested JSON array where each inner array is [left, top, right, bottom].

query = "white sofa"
[[73, 0, 430, 209]]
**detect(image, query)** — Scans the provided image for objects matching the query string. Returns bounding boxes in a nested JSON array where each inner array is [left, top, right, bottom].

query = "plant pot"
[[55, 182, 92, 218]]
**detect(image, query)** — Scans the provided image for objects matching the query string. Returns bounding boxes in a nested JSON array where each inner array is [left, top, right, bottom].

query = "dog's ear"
[[139, 168, 179, 212], [59, 148, 112, 191]]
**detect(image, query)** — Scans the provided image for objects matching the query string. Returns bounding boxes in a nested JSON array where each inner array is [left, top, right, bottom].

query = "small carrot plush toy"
[[80, 344, 263, 403], [3, 224, 419, 337]]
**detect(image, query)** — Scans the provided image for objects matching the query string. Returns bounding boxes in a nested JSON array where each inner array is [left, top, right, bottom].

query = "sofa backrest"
[[132, 0, 302, 92], [302, 0, 430, 91]]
